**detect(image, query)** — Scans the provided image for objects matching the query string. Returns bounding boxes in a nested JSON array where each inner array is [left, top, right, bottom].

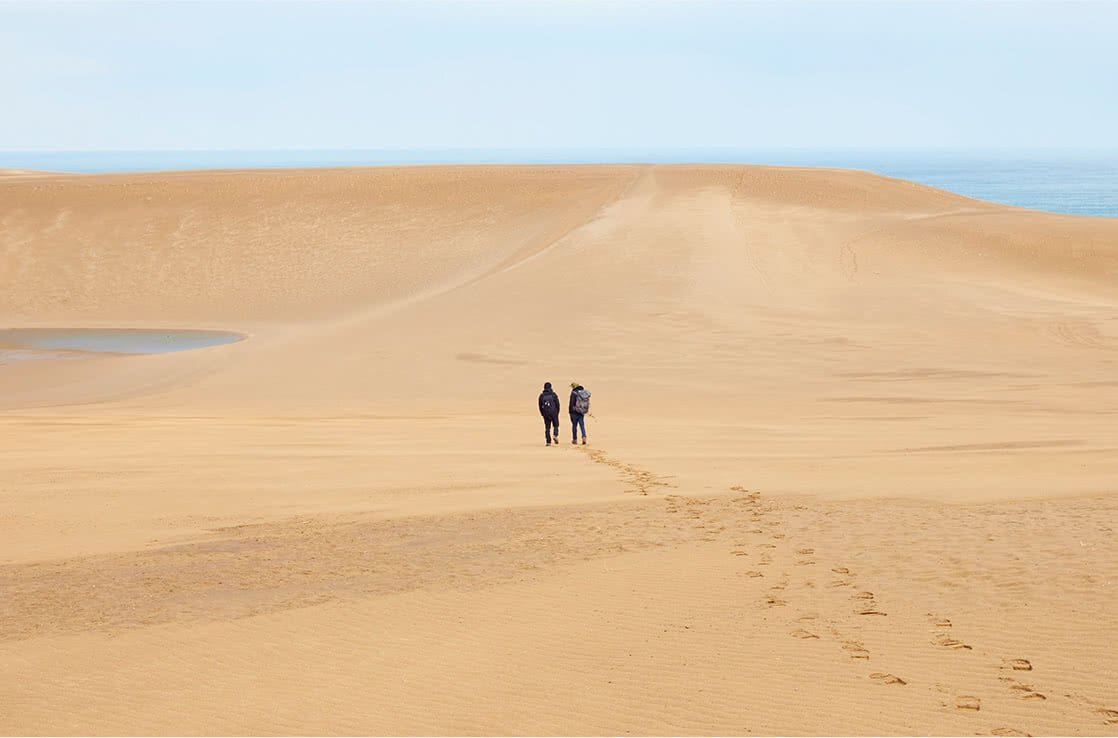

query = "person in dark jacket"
[[538, 381, 561, 446], [569, 382, 590, 445]]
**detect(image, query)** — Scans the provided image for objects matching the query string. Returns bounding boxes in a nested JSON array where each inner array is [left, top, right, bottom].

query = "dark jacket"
[[538, 387, 560, 419]]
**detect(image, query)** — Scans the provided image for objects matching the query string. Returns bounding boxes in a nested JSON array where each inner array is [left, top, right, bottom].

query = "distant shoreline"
[[4, 146, 1117, 170]]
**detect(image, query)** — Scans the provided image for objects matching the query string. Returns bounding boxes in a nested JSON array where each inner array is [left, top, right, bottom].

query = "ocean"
[[2, 148, 1116, 219]]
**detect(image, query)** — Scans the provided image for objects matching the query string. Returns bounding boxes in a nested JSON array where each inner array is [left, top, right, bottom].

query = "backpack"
[[574, 389, 591, 415], [541, 393, 557, 415]]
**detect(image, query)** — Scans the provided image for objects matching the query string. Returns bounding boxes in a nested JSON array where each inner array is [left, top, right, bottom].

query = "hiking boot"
[[581, 438, 587, 445]]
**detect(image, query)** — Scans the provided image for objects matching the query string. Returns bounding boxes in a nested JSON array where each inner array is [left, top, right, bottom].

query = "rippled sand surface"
[[2, 165, 1117, 735]]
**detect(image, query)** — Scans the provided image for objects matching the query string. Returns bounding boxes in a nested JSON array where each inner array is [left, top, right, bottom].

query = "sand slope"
[[2, 165, 1117, 735]]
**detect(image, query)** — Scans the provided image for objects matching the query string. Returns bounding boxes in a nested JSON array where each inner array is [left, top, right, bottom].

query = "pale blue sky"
[[2, 0, 1116, 152]]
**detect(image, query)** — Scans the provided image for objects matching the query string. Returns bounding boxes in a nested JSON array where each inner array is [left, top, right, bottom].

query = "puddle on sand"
[[0, 329, 244, 364]]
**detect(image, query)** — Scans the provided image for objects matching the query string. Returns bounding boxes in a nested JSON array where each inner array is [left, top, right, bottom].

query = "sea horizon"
[[3, 147, 1117, 218]]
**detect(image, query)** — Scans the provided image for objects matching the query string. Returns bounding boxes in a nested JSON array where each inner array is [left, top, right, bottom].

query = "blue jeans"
[[543, 415, 559, 443], [570, 413, 586, 441]]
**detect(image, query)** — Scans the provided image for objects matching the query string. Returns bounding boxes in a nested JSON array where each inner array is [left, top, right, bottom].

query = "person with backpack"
[[569, 382, 591, 445], [538, 381, 561, 446]]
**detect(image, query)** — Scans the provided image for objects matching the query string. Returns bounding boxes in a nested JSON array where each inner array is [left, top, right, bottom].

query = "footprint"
[[744, 570, 764, 578], [797, 612, 819, 622], [766, 597, 787, 607], [991, 730, 1030, 737], [842, 640, 870, 659], [1005, 658, 1033, 671], [1000, 677, 1037, 697], [956, 695, 982, 711], [831, 566, 851, 574], [795, 559, 816, 566], [759, 543, 777, 549], [796, 548, 814, 555], [791, 628, 820, 640], [1097, 708, 1118, 724], [830, 579, 853, 588], [731, 550, 749, 556], [858, 607, 887, 616], [870, 672, 907, 685], [853, 591, 875, 600], [771, 533, 786, 539], [935, 635, 972, 650]]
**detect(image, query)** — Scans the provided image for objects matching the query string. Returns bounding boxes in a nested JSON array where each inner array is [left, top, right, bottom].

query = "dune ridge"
[[2, 165, 1117, 735]]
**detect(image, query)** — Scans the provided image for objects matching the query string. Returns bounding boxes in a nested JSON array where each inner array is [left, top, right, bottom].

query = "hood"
[[543, 382, 552, 391]]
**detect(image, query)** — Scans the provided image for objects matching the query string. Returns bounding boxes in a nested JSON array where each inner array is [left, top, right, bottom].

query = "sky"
[[1, 0, 1116, 152]]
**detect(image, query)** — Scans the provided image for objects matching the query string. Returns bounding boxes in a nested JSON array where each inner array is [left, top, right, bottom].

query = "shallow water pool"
[[0, 328, 244, 363]]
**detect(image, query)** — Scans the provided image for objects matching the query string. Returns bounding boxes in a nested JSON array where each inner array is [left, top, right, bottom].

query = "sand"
[[0, 169, 59, 179], [1, 164, 1116, 736]]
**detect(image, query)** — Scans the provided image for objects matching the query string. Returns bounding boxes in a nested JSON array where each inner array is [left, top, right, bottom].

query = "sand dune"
[[0, 168, 61, 179], [2, 165, 1117, 735]]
